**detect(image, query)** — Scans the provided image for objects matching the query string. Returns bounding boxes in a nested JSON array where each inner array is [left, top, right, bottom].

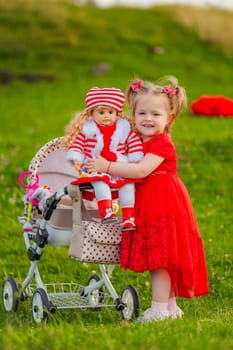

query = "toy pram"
[[2, 137, 140, 323]]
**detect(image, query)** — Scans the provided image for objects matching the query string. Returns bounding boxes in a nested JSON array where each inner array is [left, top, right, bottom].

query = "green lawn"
[[0, 1, 233, 349]]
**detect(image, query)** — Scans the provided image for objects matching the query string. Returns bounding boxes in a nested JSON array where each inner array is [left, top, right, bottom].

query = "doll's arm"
[[66, 132, 85, 171], [126, 130, 144, 162]]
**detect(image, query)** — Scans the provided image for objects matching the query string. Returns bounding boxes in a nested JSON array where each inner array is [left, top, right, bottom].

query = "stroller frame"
[[2, 137, 140, 323]]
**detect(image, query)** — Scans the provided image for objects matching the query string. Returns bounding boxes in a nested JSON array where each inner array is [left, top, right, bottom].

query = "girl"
[[63, 87, 143, 231], [86, 77, 209, 321]]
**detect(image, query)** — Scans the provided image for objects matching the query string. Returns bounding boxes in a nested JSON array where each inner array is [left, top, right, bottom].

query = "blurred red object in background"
[[190, 96, 233, 117]]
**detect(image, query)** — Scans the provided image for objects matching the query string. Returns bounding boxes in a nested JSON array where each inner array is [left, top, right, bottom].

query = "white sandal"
[[137, 307, 170, 323]]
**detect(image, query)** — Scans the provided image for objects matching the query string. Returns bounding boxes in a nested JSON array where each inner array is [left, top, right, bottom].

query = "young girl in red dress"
[[86, 77, 209, 322]]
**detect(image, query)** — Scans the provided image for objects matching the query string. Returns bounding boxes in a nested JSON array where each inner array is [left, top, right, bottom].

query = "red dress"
[[120, 133, 209, 298]]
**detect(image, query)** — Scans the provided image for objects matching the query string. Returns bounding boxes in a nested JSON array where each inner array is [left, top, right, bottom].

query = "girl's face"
[[92, 106, 118, 126], [134, 93, 171, 141]]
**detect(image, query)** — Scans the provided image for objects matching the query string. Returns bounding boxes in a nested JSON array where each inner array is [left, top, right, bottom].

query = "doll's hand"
[[85, 155, 109, 173], [73, 160, 82, 174]]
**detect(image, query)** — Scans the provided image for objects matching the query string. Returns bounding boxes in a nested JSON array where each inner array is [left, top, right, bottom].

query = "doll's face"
[[92, 106, 118, 126]]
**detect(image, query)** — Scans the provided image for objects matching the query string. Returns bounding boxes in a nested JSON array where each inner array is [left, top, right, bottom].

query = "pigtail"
[[160, 77, 187, 134], [157, 75, 187, 116], [174, 85, 187, 116], [125, 81, 135, 112], [126, 78, 145, 115]]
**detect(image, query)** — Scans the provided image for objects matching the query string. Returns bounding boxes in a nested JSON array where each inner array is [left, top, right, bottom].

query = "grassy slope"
[[0, 1, 233, 349]]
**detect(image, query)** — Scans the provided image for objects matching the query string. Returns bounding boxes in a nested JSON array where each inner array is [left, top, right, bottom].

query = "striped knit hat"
[[85, 87, 125, 112]]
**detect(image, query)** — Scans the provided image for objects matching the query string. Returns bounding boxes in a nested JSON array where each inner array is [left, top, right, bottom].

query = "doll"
[[63, 87, 143, 231]]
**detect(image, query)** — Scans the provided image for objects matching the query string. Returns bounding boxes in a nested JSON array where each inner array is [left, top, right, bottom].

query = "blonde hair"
[[63, 107, 135, 149], [63, 110, 91, 148], [126, 76, 187, 134]]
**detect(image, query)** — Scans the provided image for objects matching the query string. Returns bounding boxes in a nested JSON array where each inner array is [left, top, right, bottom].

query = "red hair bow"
[[163, 85, 178, 98], [131, 79, 144, 92]]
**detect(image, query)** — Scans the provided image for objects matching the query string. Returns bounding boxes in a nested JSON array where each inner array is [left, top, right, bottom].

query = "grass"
[[168, 5, 233, 56], [0, 1, 233, 349]]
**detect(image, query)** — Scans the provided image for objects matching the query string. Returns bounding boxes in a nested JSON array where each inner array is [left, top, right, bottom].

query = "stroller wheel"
[[86, 274, 104, 307], [2, 277, 19, 312], [32, 288, 49, 323], [121, 285, 140, 320]]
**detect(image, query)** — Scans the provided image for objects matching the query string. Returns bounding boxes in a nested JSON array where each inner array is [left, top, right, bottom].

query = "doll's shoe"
[[169, 306, 184, 319], [102, 211, 118, 224], [122, 218, 136, 231], [137, 307, 170, 323]]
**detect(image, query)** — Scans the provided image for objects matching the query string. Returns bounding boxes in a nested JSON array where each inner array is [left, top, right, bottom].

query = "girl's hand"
[[85, 155, 109, 173]]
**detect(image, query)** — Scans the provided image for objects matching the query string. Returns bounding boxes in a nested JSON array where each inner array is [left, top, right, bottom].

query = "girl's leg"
[[168, 290, 184, 319], [138, 269, 170, 322], [151, 268, 171, 302]]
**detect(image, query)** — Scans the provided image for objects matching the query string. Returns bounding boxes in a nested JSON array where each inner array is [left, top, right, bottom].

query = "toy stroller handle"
[[18, 171, 39, 189]]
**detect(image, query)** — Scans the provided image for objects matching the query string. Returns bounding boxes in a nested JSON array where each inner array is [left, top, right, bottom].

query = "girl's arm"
[[86, 153, 164, 179]]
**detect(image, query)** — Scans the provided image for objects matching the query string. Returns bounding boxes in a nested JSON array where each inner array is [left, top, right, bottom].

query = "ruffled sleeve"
[[145, 133, 175, 160]]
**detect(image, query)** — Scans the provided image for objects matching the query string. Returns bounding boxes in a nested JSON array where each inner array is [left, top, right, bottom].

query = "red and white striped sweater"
[[67, 118, 144, 165]]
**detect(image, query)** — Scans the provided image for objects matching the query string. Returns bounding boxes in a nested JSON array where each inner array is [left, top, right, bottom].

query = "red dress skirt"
[[120, 133, 208, 298]]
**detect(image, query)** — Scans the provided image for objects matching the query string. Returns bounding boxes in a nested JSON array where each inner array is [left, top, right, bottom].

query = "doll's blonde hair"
[[63, 110, 90, 149], [126, 76, 187, 134]]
